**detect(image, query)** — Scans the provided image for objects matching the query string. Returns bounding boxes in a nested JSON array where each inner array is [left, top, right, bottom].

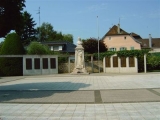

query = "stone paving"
[[0, 102, 160, 120], [0, 73, 160, 119]]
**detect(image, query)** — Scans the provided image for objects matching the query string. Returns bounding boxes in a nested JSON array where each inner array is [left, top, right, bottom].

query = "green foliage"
[[0, 33, 25, 76], [82, 38, 107, 54], [147, 54, 160, 67], [117, 49, 150, 57], [92, 49, 150, 61], [63, 34, 73, 43], [38, 22, 64, 41], [18, 11, 37, 45], [37, 22, 74, 42], [0, 33, 25, 54], [0, 0, 26, 37], [37, 22, 55, 41], [93, 51, 116, 60], [27, 41, 50, 55], [0, 41, 4, 52]]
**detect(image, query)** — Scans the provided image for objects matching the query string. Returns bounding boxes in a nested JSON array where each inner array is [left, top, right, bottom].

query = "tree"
[[38, 22, 73, 42], [82, 38, 107, 54], [0, 0, 26, 37], [27, 41, 50, 55], [63, 34, 73, 43], [53, 31, 63, 41], [0, 41, 3, 52], [37, 22, 56, 41], [0, 33, 25, 76], [19, 11, 37, 45]]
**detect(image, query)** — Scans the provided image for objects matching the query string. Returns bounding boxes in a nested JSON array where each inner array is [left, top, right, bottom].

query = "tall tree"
[[19, 11, 37, 45], [63, 34, 73, 43], [37, 22, 55, 41], [82, 38, 107, 54], [38, 22, 64, 41], [0, 0, 25, 37]]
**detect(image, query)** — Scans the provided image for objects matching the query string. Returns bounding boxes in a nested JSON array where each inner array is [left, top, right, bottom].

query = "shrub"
[[0, 33, 25, 76], [147, 54, 160, 68], [27, 42, 50, 55]]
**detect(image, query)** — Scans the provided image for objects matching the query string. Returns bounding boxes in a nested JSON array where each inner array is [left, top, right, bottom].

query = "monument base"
[[71, 68, 89, 75]]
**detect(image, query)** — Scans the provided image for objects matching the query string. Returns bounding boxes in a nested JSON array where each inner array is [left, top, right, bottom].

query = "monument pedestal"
[[71, 37, 89, 75], [71, 68, 89, 75]]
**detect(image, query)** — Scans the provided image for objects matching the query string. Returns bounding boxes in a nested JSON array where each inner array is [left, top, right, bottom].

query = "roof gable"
[[105, 25, 129, 36]]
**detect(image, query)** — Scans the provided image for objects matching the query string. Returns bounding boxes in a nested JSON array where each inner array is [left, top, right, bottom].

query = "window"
[[53, 46, 59, 51], [53, 46, 63, 51], [130, 47, 134, 50], [120, 47, 127, 51], [108, 37, 111, 40], [50, 46, 53, 51], [59, 46, 62, 51], [109, 48, 116, 51], [124, 36, 127, 40]]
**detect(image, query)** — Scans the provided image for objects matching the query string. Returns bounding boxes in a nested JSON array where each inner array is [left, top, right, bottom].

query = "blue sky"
[[1, 0, 160, 43]]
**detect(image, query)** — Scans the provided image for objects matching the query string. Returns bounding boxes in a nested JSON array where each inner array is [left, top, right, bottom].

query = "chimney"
[[117, 24, 120, 34], [149, 34, 152, 48]]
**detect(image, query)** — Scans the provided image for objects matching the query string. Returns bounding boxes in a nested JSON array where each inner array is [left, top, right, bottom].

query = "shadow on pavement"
[[0, 82, 91, 103]]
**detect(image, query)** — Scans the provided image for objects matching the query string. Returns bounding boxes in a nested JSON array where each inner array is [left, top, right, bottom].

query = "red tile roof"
[[104, 25, 129, 36], [137, 38, 160, 48]]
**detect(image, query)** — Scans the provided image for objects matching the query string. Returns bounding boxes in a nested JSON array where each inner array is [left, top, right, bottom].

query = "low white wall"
[[23, 55, 58, 75], [103, 55, 138, 73]]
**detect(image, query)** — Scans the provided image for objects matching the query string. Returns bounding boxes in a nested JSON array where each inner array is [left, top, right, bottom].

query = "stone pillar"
[[144, 54, 147, 73], [71, 37, 89, 74]]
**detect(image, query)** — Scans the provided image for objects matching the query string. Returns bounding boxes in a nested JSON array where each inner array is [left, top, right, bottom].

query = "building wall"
[[103, 35, 141, 51]]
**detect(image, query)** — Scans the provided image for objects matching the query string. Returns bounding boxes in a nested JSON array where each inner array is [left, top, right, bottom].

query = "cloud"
[[87, 3, 108, 12], [77, 3, 108, 14], [148, 9, 160, 18]]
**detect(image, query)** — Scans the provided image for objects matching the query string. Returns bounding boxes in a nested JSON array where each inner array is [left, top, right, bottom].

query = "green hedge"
[[0, 33, 24, 76]]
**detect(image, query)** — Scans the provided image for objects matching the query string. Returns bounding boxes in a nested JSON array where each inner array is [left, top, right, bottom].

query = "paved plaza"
[[0, 73, 160, 119]]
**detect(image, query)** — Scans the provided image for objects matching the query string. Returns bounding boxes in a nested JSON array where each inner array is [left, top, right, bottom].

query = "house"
[[102, 24, 141, 51], [41, 41, 76, 54], [137, 35, 160, 53]]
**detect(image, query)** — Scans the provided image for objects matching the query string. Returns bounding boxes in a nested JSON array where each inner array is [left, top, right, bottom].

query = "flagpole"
[[97, 16, 100, 73]]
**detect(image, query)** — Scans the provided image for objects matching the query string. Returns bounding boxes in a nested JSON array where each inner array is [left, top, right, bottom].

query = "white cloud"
[[76, 3, 108, 14], [87, 3, 108, 12]]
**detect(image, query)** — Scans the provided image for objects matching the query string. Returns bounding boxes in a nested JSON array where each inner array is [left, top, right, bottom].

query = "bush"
[[147, 54, 160, 71], [27, 42, 50, 55], [0, 33, 25, 76]]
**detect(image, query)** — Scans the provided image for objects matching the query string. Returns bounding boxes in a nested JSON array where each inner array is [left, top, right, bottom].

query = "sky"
[[0, 0, 160, 44]]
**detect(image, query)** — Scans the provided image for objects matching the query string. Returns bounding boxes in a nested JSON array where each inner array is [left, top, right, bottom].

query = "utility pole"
[[97, 16, 100, 73]]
